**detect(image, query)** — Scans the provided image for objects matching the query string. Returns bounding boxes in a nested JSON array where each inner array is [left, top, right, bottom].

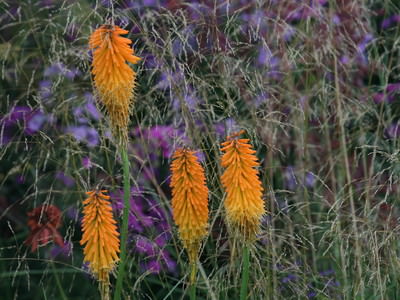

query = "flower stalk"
[[113, 147, 131, 300]]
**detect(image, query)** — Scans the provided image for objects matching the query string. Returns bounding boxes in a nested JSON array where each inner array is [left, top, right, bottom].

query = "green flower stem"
[[114, 146, 131, 300], [190, 262, 197, 300], [240, 245, 250, 300], [51, 261, 68, 300]]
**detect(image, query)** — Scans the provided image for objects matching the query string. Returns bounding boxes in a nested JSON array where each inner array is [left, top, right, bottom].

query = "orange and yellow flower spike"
[[89, 25, 140, 144], [220, 130, 265, 241], [170, 148, 209, 265], [80, 189, 120, 297]]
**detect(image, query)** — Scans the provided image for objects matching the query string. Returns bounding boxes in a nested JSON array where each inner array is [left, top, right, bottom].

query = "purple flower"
[[16, 175, 25, 184], [141, 259, 161, 274], [319, 269, 335, 276], [373, 93, 385, 104], [257, 46, 273, 67], [385, 122, 400, 139], [381, 14, 400, 29], [132, 125, 186, 158], [281, 273, 298, 283], [55, 171, 75, 187], [39, 80, 52, 99], [357, 33, 373, 53], [81, 157, 92, 169], [214, 118, 238, 138], [26, 111, 46, 134], [160, 250, 177, 273], [304, 172, 316, 188], [44, 62, 81, 80], [332, 14, 341, 25], [135, 235, 156, 256], [307, 291, 317, 298], [0, 106, 46, 145], [64, 23, 79, 42], [283, 166, 297, 190], [65, 126, 99, 147], [50, 241, 72, 258]]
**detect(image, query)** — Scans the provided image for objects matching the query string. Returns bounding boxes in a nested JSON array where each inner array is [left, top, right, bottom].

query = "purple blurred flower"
[[307, 291, 317, 298], [214, 118, 238, 138], [257, 45, 273, 67], [16, 175, 25, 184], [381, 14, 400, 29], [385, 122, 400, 139], [373, 93, 385, 104], [50, 241, 72, 258], [111, 188, 175, 273], [340, 55, 350, 65], [64, 23, 79, 42], [135, 235, 156, 256], [132, 125, 186, 158], [44, 62, 81, 80], [373, 82, 400, 104], [55, 171, 75, 187], [332, 14, 341, 25], [66, 126, 99, 147], [81, 157, 92, 169], [1, 106, 46, 145], [141, 259, 161, 274], [254, 92, 269, 108], [357, 33, 373, 53], [39, 80, 52, 99], [283, 166, 297, 190], [156, 70, 184, 90], [26, 111, 46, 134], [305, 172, 316, 188], [319, 269, 335, 276], [281, 273, 298, 283], [160, 250, 177, 273]]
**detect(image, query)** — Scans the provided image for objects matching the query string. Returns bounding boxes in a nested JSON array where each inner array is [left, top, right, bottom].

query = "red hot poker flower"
[[25, 205, 64, 252]]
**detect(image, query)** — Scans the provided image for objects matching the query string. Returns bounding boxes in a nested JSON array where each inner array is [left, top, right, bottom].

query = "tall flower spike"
[[220, 130, 265, 241], [170, 148, 209, 264], [89, 25, 141, 144], [80, 190, 120, 292]]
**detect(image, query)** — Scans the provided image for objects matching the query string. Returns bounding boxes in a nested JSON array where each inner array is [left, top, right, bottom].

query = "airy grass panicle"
[[170, 148, 209, 265], [80, 190, 120, 298], [89, 25, 140, 144], [220, 130, 265, 241]]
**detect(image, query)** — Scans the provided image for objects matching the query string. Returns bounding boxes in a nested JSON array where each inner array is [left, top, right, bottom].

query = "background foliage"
[[1, 0, 400, 299]]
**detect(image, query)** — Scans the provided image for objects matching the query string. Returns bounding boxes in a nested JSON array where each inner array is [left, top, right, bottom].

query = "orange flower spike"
[[220, 132, 265, 241], [89, 25, 140, 143], [170, 148, 209, 263], [80, 190, 120, 283]]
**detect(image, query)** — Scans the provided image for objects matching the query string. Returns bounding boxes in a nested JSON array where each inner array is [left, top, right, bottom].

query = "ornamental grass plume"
[[220, 130, 265, 241], [80, 190, 120, 299], [170, 148, 209, 266], [89, 25, 140, 144]]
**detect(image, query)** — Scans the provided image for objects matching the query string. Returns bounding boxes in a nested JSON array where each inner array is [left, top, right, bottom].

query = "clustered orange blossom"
[[80, 190, 120, 283], [220, 131, 265, 241], [170, 148, 209, 263], [89, 25, 140, 143]]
